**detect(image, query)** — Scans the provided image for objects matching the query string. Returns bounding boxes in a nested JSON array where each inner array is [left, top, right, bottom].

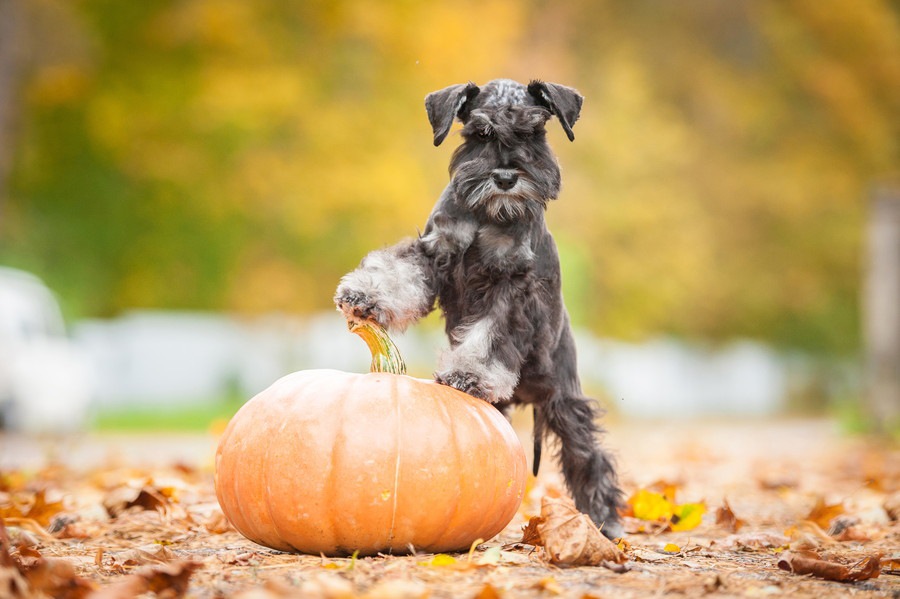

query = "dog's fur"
[[335, 79, 623, 538]]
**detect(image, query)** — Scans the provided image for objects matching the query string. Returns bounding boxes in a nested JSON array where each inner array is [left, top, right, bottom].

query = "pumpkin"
[[214, 321, 527, 556]]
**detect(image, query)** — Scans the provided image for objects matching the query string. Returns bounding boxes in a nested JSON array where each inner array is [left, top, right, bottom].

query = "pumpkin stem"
[[349, 321, 407, 375]]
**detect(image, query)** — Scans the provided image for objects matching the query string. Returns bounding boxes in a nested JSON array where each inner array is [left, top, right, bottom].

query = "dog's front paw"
[[334, 287, 384, 325], [435, 369, 490, 400]]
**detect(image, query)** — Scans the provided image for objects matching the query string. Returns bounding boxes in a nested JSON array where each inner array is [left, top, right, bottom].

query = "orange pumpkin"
[[214, 322, 527, 556]]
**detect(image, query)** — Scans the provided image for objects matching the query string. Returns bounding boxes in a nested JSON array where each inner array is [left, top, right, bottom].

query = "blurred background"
[[0, 0, 898, 435]]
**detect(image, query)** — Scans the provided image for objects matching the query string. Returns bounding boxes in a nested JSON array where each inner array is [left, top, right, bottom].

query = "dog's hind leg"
[[542, 392, 624, 539], [539, 323, 624, 539]]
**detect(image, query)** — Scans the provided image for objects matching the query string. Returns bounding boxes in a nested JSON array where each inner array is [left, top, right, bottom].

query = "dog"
[[334, 79, 623, 538]]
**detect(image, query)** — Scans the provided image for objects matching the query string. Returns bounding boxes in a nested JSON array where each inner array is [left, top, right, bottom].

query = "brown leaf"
[[715, 499, 745, 533], [202, 509, 233, 534], [2, 517, 95, 598], [884, 491, 900, 521], [0, 490, 66, 527], [20, 556, 95, 599], [716, 532, 790, 551], [103, 485, 169, 518], [804, 498, 844, 530], [777, 550, 881, 582], [622, 516, 668, 535], [536, 496, 627, 568], [473, 583, 502, 599], [520, 516, 544, 546], [112, 543, 176, 566], [89, 559, 201, 599]]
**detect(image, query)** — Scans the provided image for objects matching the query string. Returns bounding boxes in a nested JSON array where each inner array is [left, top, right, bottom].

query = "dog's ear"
[[527, 81, 583, 141], [425, 82, 480, 146]]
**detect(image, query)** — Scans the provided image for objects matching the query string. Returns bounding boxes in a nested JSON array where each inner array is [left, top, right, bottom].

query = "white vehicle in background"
[[0, 266, 92, 433]]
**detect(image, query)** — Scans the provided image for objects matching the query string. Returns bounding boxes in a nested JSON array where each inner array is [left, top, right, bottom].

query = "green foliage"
[[2, 0, 898, 354]]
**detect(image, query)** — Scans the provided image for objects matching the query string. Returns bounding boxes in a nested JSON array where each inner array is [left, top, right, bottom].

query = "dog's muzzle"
[[491, 169, 519, 191]]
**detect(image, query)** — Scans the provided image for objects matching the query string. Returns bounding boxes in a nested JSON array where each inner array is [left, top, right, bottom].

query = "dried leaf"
[[785, 521, 836, 548], [112, 543, 176, 566], [520, 516, 544, 545], [89, 559, 202, 599], [19, 556, 95, 599], [473, 583, 501, 599], [884, 492, 900, 521], [536, 496, 627, 567], [202, 510, 232, 534], [715, 499, 745, 533], [103, 485, 169, 518], [533, 576, 563, 594], [716, 532, 790, 551], [0, 490, 66, 527], [622, 516, 669, 535], [777, 550, 881, 582], [805, 498, 844, 530]]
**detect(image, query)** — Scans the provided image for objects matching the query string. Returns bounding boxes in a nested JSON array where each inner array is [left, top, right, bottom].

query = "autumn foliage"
[[2, 2, 898, 354]]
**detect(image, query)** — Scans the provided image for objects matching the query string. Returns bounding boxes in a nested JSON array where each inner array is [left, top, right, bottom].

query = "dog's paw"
[[434, 369, 490, 400], [334, 287, 384, 325]]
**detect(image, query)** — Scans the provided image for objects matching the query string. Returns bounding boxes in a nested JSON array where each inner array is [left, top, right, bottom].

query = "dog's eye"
[[477, 128, 494, 141]]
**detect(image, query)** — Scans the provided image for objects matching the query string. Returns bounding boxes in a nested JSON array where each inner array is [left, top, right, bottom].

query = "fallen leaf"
[[473, 583, 501, 599], [0, 490, 66, 527], [884, 492, 900, 521], [625, 488, 705, 531], [103, 485, 169, 518], [533, 576, 563, 594], [670, 502, 706, 532], [89, 559, 201, 599], [663, 543, 681, 553], [622, 516, 669, 535], [418, 553, 458, 568], [716, 532, 790, 551], [804, 498, 844, 530], [1, 517, 95, 598], [536, 496, 627, 568], [111, 543, 176, 566], [785, 521, 836, 548], [476, 546, 502, 566], [715, 499, 745, 532], [202, 510, 232, 534], [627, 489, 674, 522], [777, 550, 880, 582], [520, 516, 544, 545]]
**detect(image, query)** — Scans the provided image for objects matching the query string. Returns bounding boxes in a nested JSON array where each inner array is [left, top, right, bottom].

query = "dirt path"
[[1, 418, 898, 598]]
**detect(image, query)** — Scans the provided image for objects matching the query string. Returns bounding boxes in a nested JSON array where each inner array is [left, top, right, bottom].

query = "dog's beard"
[[452, 165, 546, 224]]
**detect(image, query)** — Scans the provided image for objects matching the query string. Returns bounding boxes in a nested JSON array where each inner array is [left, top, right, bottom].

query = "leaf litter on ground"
[[1, 421, 899, 597]]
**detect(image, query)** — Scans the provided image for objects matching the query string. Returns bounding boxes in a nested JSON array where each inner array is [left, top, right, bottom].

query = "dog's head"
[[425, 79, 583, 223]]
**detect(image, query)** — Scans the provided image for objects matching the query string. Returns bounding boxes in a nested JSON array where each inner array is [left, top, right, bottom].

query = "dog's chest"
[[464, 226, 535, 274]]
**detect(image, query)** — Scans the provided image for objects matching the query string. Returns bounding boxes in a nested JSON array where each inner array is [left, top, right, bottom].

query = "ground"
[[1, 418, 899, 598]]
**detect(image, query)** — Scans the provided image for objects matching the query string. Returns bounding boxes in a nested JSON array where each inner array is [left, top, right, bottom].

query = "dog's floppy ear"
[[527, 80, 583, 141], [425, 82, 480, 146]]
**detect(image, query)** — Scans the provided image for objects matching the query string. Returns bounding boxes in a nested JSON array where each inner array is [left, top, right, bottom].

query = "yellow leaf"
[[628, 489, 674, 522], [671, 502, 706, 531], [419, 554, 458, 567], [663, 543, 681, 553]]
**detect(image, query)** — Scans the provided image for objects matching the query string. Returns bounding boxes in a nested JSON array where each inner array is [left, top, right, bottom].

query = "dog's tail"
[[532, 404, 544, 476]]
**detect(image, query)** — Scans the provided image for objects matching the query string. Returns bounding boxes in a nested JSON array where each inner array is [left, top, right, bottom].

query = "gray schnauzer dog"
[[335, 79, 623, 538]]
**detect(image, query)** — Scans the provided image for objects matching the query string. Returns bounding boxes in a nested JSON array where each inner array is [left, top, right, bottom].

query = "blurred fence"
[[70, 309, 848, 419]]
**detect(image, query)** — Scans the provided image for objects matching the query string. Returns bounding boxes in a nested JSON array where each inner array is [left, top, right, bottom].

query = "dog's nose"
[[491, 170, 519, 191]]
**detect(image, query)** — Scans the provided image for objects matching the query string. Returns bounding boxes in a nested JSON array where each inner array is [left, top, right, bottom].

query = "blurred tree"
[[0, 0, 897, 355]]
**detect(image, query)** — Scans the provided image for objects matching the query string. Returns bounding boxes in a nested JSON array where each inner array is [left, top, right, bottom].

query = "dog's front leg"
[[434, 283, 526, 402], [334, 239, 436, 332]]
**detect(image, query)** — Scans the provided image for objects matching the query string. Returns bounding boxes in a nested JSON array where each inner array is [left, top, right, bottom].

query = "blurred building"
[[0, 266, 92, 432]]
